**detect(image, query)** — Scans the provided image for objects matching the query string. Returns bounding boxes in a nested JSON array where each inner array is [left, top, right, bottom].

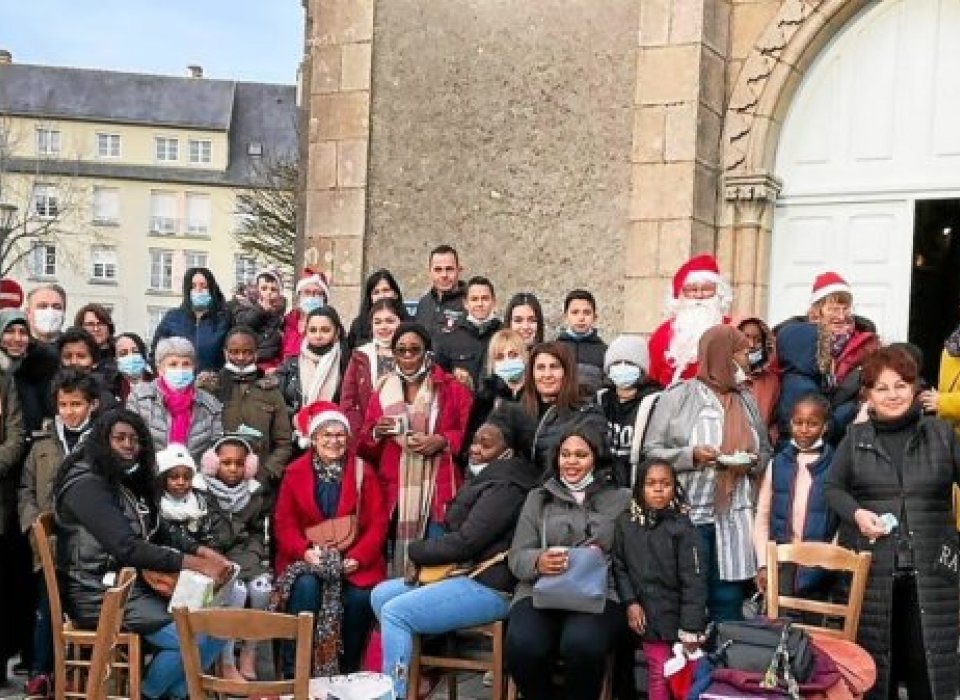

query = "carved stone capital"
[[723, 171, 782, 203]]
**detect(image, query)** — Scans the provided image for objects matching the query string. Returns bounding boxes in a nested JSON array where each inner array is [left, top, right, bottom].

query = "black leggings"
[[888, 574, 932, 700], [505, 597, 625, 700]]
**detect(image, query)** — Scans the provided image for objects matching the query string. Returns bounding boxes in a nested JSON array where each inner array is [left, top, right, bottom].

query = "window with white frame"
[[33, 184, 60, 218], [96, 133, 121, 158], [30, 244, 57, 278], [155, 136, 179, 162], [149, 249, 174, 290], [185, 193, 210, 235], [184, 250, 208, 269], [149, 191, 177, 234], [147, 306, 171, 341], [92, 187, 120, 224], [91, 247, 118, 281], [234, 254, 257, 288], [36, 128, 61, 156], [188, 139, 212, 164]]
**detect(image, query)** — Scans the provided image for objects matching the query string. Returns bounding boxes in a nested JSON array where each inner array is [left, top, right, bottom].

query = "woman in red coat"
[[273, 401, 388, 675], [358, 322, 473, 577]]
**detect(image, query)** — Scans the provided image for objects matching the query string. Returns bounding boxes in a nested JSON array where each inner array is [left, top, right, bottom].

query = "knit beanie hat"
[[156, 443, 206, 489], [604, 334, 650, 373]]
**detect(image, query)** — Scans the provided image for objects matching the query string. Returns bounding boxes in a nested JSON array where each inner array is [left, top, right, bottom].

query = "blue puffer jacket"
[[151, 307, 231, 372]]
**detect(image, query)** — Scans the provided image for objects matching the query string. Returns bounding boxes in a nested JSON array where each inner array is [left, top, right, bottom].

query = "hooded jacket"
[[408, 455, 540, 592], [150, 268, 231, 372], [0, 311, 57, 436]]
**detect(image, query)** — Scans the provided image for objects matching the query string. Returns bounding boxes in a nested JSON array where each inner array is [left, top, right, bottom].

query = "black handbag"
[[715, 619, 815, 685]]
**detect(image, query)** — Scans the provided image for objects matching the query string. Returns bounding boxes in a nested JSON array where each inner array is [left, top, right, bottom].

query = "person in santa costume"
[[775, 271, 879, 446], [281, 268, 332, 360], [647, 254, 733, 387]]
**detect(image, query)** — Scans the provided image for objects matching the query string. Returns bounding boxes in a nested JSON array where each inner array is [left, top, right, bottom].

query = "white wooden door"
[[768, 0, 960, 339], [768, 199, 914, 340]]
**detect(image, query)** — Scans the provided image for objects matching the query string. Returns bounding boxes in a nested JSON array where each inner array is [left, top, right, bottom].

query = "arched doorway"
[[767, 0, 960, 374]]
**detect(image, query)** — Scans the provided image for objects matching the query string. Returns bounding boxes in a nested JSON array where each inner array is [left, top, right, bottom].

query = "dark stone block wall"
[[366, 0, 639, 333]]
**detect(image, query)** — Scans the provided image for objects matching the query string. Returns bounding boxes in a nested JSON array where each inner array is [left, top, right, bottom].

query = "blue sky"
[[0, 0, 304, 84]]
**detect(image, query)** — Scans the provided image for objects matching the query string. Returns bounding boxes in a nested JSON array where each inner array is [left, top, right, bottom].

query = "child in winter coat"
[[17, 369, 98, 697], [613, 458, 707, 700], [200, 435, 272, 682], [754, 393, 838, 599], [157, 443, 219, 549]]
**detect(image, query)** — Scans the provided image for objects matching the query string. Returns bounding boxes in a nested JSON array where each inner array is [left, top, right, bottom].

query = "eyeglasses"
[[83, 320, 107, 329], [394, 346, 424, 356]]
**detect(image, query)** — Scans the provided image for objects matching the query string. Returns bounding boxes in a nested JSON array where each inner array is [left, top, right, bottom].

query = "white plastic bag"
[[308, 672, 395, 700], [167, 566, 239, 613]]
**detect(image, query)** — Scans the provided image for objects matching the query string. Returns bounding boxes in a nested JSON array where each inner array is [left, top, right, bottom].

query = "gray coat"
[[125, 381, 223, 463], [508, 473, 630, 605]]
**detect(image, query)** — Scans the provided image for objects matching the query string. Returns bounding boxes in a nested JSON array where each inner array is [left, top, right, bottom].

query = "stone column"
[[623, 0, 731, 333], [720, 171, 781, 317], [301, 0, 374, 318]]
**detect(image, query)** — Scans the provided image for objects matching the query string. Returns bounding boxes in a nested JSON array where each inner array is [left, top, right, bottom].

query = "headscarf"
[[696, 325, 757, 512]]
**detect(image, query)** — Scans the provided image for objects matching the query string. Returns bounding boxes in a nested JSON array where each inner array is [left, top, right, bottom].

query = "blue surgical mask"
[[190, 290, 212, 309], [163, 368, 195, 390], [117, 354, 146, 377], [299, 297, 323, 314], [494, 357, 525, 384], [608, 363, 641, 389]]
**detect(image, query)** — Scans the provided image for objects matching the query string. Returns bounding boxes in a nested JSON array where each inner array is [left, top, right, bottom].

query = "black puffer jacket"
[[434, 317, 502, 388], [826, 414, 960, 700], [408, 456, 539, 592], [233, 302, 285, 365], [613, 503, 707, 641], [557, 329, 608, 393]]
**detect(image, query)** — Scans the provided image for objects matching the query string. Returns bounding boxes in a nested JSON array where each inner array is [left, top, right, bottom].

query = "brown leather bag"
[[303, 459, 365, 552]]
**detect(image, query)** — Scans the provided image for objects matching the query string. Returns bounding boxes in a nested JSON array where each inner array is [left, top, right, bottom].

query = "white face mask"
[[33, 308, 64, 335], [733, 361, 748, 385]]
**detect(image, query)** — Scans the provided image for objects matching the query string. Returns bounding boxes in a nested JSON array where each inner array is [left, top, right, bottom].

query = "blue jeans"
[[697, 524, 749, 622], [32, 576, 52, 675], [371, 577, 510, 698], [142, 623, 224, 699], [283, 573, 374, 676]]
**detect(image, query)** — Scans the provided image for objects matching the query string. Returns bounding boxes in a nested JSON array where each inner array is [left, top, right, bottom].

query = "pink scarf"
[[156, 378, 195, 444]]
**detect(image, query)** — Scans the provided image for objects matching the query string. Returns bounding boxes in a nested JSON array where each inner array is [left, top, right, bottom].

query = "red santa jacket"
[[273, 449, 388, 588], [357, 365, 472, 523], [647, 316, 732, 387]]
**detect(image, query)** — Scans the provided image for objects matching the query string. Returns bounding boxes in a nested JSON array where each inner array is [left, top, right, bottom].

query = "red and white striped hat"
[[293, 400, 350, 448], [671, 255, 721, 299], [295, 268, 331, 300], [809, 271, 851, 306]]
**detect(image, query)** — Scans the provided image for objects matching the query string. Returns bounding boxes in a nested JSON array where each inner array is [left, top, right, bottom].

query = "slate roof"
[[0, 63, 299, 187]]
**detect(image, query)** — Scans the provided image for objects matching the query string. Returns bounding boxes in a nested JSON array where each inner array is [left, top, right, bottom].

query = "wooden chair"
[[766, 541, 872, 641], [33, 511, 142, 700], [505, 654, 613, 700], [87, 568, 137, 700], [407, 621, 506, 700], [172, 607, 314, 699]]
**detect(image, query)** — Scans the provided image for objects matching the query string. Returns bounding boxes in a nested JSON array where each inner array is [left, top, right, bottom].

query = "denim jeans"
[[282, 573, 374, 676], [32, 576, 53, 675], [371, 576, 510, 698], [697, 524, 748, 622], [142, 623, 224, 699]]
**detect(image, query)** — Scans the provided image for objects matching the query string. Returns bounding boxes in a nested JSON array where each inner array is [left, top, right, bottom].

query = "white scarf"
[[299, 340, 341, 404], [160, 491, 207, 523]]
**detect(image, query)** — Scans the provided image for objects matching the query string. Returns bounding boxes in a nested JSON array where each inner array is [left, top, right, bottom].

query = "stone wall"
[[364, 0, 639, 334]]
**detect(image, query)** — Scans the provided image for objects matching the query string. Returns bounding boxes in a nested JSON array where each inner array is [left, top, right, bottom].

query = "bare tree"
[[233, 157, 298, 274]]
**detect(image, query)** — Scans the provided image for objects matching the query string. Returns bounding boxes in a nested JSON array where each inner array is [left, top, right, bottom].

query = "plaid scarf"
[[378, 371, 437, 578], [269, 556, 343, 676]]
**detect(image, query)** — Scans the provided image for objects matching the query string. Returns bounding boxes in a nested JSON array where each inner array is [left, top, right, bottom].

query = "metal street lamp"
[[0, 203, 17, 235]]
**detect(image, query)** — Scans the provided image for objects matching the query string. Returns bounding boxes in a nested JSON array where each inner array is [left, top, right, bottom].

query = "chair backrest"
[[766, 541, 872, 641], [86, 568, 137, 700], [32, 512, 66, 651], [173, 607, 314, 699]]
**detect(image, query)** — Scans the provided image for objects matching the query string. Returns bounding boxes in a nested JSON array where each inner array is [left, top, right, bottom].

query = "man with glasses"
[[647, 254, 734, 387]]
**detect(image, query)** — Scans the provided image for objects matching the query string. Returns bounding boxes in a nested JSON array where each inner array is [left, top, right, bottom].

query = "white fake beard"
[[666, 297, 724, 371]]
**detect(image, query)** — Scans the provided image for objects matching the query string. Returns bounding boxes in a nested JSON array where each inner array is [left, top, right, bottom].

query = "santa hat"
[[0, 279, 23, 309], [156, 443, 207, 490], [809, 271, 851, 306], [293, 400, 350, 449], [672, 255, 721, 298], [295, 268, 331, 300]]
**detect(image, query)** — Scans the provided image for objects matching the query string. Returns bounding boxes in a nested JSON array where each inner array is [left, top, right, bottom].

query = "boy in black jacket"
[[556, 289, 607, 394]]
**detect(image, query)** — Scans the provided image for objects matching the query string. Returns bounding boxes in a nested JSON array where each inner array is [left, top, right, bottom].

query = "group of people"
[[0, 245, 956, 700]]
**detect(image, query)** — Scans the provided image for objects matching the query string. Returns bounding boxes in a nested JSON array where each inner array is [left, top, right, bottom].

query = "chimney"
[[187, 64, 203, 78], [0, 50, 12, 66]]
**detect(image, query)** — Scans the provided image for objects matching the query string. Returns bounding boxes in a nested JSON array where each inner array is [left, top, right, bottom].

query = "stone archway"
[[718, 0, 871, 316]]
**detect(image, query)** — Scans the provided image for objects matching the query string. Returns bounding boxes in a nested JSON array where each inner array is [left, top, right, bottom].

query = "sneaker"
[[25, 673, 52, 698]]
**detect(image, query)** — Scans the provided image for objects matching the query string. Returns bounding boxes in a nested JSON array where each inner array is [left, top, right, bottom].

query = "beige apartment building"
[[0, 55, 297, 339]]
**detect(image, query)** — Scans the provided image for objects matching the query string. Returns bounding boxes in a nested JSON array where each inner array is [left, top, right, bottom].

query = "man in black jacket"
[[436, 276, 502, 389], [414, 245, 466, 345]]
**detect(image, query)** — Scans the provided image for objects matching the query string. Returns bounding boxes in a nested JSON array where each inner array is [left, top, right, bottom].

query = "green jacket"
[[18, 427, 67, 569]]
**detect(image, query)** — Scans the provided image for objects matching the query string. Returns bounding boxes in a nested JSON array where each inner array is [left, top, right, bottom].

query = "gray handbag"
[[531, 515, 609, 614]]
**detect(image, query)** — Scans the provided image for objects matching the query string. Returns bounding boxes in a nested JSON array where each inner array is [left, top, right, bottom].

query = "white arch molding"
[[767, 0, 960, 338]]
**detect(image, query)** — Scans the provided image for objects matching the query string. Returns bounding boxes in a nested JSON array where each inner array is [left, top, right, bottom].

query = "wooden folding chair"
[[87, 568, 137, 700], [172, 607, 314, 699], [766, 541, 872, 641], [33, 511, 142, 700], [407, 620, 506, 700]]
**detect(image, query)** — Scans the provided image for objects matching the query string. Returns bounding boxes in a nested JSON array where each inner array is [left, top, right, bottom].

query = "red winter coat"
[[340, 346, 377, 437], [357, 365, 472, 523], [281, 309, 304, 359], [273, 450, 388, 588]]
